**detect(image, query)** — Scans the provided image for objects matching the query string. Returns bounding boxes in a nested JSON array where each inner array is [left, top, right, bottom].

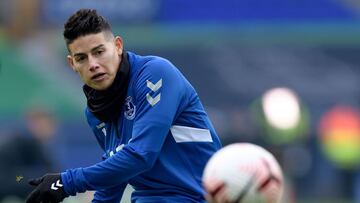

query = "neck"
[[83, 51, 130, 122]]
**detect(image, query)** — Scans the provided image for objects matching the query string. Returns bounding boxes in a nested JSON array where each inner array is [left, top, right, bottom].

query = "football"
[[203, 143, 284, 203]]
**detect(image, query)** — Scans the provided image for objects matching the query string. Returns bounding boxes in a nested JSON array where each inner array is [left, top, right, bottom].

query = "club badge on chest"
[[124, 96, 136, 120]]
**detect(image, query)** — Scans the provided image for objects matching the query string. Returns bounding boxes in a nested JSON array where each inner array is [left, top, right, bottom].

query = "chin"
[[93, 85, 109, 91], [94, 83, 112, 91], [87, 78, 113, 90]]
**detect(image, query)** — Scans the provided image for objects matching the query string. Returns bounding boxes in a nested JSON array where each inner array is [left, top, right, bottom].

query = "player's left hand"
[[26, 173, 69, 203]]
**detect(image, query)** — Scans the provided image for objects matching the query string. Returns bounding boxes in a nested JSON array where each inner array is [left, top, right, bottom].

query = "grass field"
[[299, 200, 353, 203]]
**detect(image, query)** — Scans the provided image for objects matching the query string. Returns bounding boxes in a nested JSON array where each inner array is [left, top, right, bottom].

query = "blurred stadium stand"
[[1, 0, 360, 202]]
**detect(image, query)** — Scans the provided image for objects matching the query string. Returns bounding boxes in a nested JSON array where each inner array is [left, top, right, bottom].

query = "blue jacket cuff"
[[61, 168, 89, 196]]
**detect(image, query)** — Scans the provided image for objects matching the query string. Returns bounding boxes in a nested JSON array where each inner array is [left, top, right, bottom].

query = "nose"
[[88, 55, 99, 72]]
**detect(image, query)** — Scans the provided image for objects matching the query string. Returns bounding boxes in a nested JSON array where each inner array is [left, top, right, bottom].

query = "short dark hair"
[[63, 9, 112, 46]]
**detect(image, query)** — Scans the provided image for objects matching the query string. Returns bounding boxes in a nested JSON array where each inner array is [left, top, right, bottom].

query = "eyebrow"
[[73, 44, 105, 57]]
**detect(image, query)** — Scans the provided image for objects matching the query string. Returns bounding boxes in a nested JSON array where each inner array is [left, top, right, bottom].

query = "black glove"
[[26, 173, 69, 203]]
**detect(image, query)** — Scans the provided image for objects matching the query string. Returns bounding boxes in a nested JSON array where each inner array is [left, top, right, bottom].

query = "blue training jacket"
[[61, 52, 222, 203]]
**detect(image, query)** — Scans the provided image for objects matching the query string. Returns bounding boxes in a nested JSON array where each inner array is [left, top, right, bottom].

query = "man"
[[0, 107, 56, 201], [26, 9, 221, 203]]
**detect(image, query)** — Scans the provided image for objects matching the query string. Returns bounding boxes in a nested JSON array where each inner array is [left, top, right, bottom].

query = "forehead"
[[68, 32, 111, 54]]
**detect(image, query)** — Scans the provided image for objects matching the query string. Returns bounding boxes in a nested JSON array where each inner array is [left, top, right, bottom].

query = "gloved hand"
[[26, 173, 69, 203]]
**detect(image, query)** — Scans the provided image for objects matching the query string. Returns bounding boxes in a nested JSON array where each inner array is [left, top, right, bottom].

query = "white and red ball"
[[203, 143, 283, 203]]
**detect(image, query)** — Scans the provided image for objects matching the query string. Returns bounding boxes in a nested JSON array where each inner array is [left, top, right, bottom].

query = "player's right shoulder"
[[144, 56, 174, 71], [129, 52, 179, 78]]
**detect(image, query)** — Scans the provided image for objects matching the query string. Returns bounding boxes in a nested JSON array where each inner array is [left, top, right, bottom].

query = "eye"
[[75, 56, 86, 62], [95, 50, 104, 56]]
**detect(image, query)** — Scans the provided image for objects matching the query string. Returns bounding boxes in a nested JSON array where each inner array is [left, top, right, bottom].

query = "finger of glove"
[[28, 177, 43, 186], [25, 189, 41, 203]]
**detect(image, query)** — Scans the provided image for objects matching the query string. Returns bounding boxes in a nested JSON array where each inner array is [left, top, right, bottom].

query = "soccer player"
[[25, 9, 222, 203]]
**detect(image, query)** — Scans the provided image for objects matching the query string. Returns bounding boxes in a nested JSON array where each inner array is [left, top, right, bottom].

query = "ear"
[[67, 55, 76, 72], [114, 36, 123, 56]]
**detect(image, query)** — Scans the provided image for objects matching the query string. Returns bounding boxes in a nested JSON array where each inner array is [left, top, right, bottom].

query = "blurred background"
[[0, 0, 359, 202]]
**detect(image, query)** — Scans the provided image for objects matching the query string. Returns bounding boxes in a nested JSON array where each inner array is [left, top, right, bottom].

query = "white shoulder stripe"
[[170, 125, 213, 143], [147, 79, 162, 92], [146, 93, 161, 106]]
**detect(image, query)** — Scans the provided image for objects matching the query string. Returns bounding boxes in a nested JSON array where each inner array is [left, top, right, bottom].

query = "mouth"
[[91, 73, 106, 81]]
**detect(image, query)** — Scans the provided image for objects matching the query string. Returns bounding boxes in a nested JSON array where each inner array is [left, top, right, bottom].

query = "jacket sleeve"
[[92, 183, 127, 203], [85, 108, 105, 151], [61, 58, 187, 195]]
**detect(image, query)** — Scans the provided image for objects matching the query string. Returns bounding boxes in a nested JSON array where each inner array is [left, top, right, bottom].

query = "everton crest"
[[124, 96, 136, 120]]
